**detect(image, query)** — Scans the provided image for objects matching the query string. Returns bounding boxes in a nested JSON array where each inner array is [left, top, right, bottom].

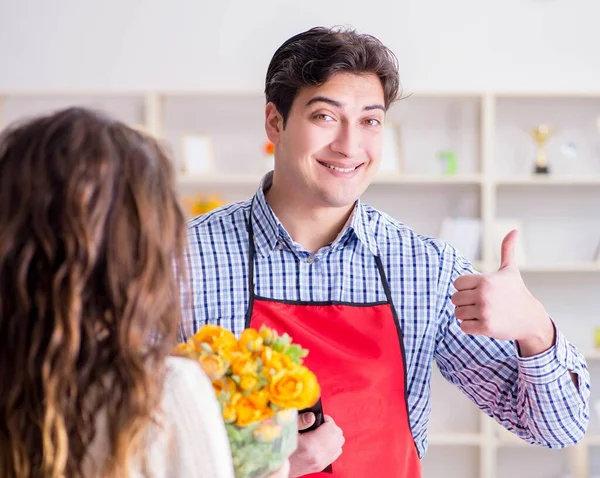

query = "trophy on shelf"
[[529, 124, 553, 175]]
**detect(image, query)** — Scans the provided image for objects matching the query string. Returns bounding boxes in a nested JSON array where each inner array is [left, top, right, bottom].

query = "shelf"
[[494, 91, 600, 98], [496, 438, 533, 448], [495, 431, 540, 448], [428, 433, 483, 446], [583, 351, 600, 360], [495, 176, 600, 186], [584, 435, 600, 446]]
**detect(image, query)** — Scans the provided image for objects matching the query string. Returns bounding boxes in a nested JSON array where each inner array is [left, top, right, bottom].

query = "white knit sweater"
[[84, 356, 236, 478]]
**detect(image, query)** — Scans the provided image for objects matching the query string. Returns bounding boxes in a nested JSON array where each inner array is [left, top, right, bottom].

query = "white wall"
[[0, 0, 599, 92]]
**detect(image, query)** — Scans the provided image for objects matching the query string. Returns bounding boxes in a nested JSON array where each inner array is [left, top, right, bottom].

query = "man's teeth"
[[322, 162, 358, 173]]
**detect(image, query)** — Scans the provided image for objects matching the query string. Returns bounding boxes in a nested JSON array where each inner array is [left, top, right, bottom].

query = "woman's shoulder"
[[159, 356, 235, 478], [165, 355, 207, 383], [161, 356, 219, 413]]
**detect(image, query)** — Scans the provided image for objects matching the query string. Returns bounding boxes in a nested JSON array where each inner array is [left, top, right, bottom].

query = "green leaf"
[[284, 344, 308, 363]]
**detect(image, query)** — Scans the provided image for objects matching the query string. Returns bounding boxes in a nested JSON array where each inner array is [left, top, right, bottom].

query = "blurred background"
[[1, 0, 600, 476]]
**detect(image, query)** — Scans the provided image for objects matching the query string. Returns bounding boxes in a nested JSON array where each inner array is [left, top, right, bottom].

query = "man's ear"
[[265, 102, 284, 144]]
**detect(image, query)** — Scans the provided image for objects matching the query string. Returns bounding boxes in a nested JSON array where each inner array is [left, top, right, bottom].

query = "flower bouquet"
[[173, 325, 321, 478]]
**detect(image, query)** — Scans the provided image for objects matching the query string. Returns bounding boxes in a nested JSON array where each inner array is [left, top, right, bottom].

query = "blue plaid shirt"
[[180, 173, 590, 458]]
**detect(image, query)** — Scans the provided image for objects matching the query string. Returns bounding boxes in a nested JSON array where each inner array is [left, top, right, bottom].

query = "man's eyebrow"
[[305, 96, 342, 108], [305, 96, 385, 112], [363, 104, 385, 112]]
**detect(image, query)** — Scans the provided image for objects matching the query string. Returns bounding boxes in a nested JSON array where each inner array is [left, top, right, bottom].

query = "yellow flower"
[[269, 365, 320, 410], [240, 328, 264, 353], [231, 354, 258, 377], [213, 376, 237, 396], [191, 325, 237, 353], [234, 396, 264, 427], [222, 405, 237, 424], [239, 374, 259, 393], [261, 347, 293, 374], [247, 390, 270, 410], [259, 326, 275, 345], [171, 341, 196, 359], [198, 354, 227, 381], [191, 325, 224, 346], [212, 331, 239, 356], [229, 391, 244, 406], [259, 407, 276, 423]]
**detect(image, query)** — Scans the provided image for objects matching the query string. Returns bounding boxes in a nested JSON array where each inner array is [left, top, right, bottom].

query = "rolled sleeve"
[[517, 324, 580, 387]]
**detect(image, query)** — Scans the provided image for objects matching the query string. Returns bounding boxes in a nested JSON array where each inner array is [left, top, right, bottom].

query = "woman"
[[0, 107, 290, 478]]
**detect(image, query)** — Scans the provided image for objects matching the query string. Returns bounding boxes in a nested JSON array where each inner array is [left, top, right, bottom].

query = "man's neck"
[[264, 185, 355, 254]]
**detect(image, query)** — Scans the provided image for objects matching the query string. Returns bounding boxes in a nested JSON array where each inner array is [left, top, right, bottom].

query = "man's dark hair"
[[265, 26, 401, 127]]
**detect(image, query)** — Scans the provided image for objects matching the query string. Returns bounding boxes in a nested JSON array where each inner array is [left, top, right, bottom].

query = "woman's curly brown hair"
[[0, 107, 187, 477]]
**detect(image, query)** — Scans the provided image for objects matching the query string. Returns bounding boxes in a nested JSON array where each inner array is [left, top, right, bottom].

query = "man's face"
[[266, 72, 386, 209]]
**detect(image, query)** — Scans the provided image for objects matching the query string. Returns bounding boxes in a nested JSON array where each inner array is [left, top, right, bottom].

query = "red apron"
[[245, 205, 421, 477]]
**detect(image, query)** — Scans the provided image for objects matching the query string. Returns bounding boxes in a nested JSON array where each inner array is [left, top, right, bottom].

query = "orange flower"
[[231, 354, 258, 377], [191, 325, 224, 347], [261, 407, 276, 421], [230, 391, 244, 406], [212, 332, 239, 357], [263, 141, 275, 155], [222, 405, 237, 424], [171, 341, 196, 359], [247, 390, 270, 410], [269, 365, 320, 410], [234, 396, 265, 427], [213, 376, 237, 396], [198, 354, 227, 381], [261, 347, 294, 374], [239, 374, 259, 393], [191, 325, 237, 350], [239, 328, 263, 353], [204, 195, 223, 212]]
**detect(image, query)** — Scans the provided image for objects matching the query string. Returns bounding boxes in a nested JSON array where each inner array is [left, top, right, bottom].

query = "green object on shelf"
[[438, 151, 457, 175]]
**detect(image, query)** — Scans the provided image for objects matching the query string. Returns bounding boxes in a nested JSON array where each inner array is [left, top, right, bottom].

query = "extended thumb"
[[499, 229, 518, 270]]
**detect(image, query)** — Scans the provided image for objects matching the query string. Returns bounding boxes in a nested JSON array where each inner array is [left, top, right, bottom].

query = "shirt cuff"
[[516, 322, 574, 385]]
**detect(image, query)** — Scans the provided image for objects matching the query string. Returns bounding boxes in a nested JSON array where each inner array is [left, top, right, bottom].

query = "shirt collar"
[[250, 172, 281, 258], [335, 198, 380, 257], [250, 171, 379, 258]]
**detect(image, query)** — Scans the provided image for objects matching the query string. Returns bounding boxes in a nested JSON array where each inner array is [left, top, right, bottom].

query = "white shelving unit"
[[1, 89, 600, 478]]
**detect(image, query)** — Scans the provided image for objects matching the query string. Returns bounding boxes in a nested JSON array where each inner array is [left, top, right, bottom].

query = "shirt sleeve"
[[178, 231, 202, 343], [162, 357, 236, 478], [433, 243, 590, 447]]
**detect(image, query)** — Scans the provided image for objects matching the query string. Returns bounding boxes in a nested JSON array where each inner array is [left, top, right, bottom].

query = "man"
[[180, 26, 590, 477]]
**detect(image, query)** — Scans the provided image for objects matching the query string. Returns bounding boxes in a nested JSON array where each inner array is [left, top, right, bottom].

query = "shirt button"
[[277, 242, 283, 250], [306, 255, 315, 264]]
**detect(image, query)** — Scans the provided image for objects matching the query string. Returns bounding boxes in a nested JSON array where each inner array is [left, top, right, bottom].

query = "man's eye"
[[314, 114, 334, 122], [364, 118, 381, 127]]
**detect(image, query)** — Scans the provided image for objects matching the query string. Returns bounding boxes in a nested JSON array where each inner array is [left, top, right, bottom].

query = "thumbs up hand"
[[451, 230, 555, 356]]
